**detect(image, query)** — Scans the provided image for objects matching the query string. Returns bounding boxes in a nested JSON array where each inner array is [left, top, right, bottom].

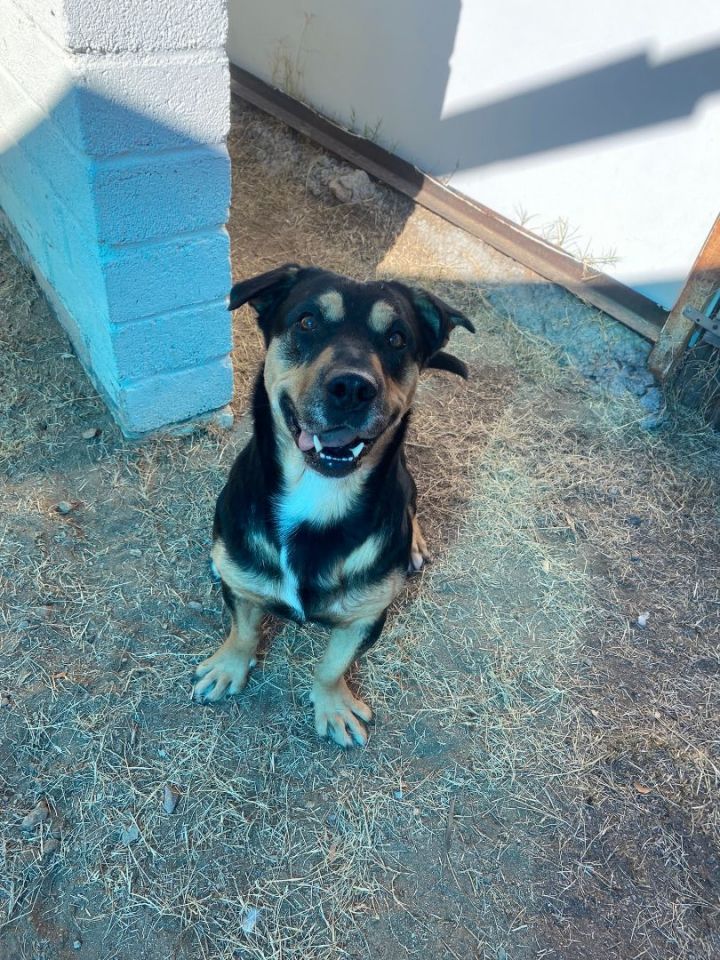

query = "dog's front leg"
[[193, 588, 263, 703], [311, 613, 387, 748]]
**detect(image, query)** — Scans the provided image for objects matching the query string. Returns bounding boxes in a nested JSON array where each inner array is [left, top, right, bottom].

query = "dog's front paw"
[[311, 679, 372, 748], [192, 643, 256, 703]]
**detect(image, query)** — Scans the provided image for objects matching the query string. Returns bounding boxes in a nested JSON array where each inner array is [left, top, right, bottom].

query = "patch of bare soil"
[[1, 99, 718, 960]]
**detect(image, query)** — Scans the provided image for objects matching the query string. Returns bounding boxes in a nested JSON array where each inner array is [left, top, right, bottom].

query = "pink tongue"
[[296, 427, 359, 451], [297, 430, 315, 452], [319, 426, 359, 447]]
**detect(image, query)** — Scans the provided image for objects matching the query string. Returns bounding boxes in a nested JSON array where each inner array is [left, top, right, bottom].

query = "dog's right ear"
[[228, 263, 304, 341]]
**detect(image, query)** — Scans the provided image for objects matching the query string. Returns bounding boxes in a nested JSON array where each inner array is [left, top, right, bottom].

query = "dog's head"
[[229, 265, 475, 477]]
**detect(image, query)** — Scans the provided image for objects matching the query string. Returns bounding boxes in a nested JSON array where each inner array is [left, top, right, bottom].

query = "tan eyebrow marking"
[[316, 290, 345, 322], [368, 299, 397, 332]]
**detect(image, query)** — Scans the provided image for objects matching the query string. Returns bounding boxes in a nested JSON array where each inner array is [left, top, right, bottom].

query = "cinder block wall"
[[0, 0, 234, 435]]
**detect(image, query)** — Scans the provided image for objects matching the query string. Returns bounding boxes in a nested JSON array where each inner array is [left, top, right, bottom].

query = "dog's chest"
[[271, 472, 355, 619]]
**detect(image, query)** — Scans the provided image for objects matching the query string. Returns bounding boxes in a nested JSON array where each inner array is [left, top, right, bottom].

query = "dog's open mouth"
[[281, 398, 378, 472], [295, 422, 378, 472], [296, 426, 371, 465]]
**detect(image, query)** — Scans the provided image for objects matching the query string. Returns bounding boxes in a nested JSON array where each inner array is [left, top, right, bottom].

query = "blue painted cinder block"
[[0, 3, 234, 436]]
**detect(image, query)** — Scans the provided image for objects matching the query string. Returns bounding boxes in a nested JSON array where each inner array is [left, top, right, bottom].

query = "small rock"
[[21, 799, 49, 831], [73, 940, 82, 950], [637, 612, 650, 628], [329, 169, 376, 204], [120, 823, 140, 845], [1, 692, 10, 708], [163, 783, 182, 815], [81, 427, 101, 440], [213, 408, 234, 430], [55, 501, 73, 515], [188, 601, 202, 611]]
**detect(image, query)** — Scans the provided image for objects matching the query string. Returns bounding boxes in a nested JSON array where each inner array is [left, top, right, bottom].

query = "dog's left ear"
[[402, 286, 476, 378]]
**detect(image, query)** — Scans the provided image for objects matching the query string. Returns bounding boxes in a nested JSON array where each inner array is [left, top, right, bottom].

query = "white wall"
[[228, 0, 720, 309]]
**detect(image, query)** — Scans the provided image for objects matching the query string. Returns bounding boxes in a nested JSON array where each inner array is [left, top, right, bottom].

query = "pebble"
[[55, 501, 73, 515], [637, 611, 650, 628], [81, 427, 101, 440], [163, 783, 182, 814], [188, 601, 202, 611], [73, 940, 82, 950], [120, 823, 140, 845], [21, 799, 49, 831], [214, 409, 234, 430]]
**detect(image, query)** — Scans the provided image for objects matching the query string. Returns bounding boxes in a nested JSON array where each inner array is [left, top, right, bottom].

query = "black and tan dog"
[[193, 264, 474, 747]]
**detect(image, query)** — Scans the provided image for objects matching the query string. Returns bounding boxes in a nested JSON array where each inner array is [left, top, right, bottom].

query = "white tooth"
[[350, 442, 365, 458], [313, 434, 323, 452]]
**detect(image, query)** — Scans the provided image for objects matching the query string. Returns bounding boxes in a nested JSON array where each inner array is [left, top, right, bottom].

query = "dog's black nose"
[[326, 372, 378, 411]]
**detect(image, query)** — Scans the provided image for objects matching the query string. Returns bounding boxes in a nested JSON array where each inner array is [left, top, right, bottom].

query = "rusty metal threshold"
[[229, 63, 667, 344]]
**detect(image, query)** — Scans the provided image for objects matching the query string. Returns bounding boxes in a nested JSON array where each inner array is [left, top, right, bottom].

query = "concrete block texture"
[[112, 301, 232, 381], [1, 0, 230, 157], [103, 231, 231, 323], [12, 0, 228, 54], [117, 356, 234, 435], [0, 0, 234, 434]]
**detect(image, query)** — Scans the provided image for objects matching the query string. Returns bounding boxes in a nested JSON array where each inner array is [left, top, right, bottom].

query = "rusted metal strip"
[[648, 215, 720, 380], [230, 63, 667, 343]]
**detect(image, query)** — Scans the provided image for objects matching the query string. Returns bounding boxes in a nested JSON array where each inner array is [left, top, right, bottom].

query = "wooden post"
[[649, 215, 720, 381]]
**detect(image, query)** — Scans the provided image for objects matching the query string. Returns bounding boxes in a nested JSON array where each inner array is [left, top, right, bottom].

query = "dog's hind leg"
[[408, 512, 430, 573], [311, 613, 387, 748], [193, 584, 263, 703]]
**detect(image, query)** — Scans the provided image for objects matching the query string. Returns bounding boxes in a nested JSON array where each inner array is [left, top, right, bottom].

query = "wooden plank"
[[230, 63, 668, 343], [648, 214, 720, 380]]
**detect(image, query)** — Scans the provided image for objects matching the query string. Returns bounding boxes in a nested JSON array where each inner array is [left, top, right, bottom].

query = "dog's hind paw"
[[408, 515, 430, 574]]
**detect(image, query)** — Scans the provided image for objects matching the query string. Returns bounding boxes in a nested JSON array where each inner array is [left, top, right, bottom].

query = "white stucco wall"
[[0, 0, 234, 434], [228, 0, 720, 310]]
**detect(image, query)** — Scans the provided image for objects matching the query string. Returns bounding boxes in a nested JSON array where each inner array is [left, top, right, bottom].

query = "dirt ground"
[[1, 99, 719, 960]]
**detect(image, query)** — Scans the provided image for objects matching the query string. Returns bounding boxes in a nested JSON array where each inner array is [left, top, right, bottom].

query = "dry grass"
[[1, 99, 719, 960]]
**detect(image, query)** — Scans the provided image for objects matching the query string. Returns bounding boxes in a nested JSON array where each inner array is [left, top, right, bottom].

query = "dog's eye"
[[297, 313, 316, 331], [388, 331, 406, 349]]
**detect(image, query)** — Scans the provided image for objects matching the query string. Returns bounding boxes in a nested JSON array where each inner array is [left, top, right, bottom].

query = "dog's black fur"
[[193, 265, 474, 747]]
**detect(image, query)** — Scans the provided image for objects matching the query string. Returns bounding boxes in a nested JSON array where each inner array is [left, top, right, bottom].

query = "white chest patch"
[[275, 460, 363, 540], [272, 459, 365, 619]]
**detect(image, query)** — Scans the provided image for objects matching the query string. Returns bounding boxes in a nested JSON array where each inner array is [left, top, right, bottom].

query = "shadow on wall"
[[429, 43, 720, 172], [236, 0, 720, 173], [0, 79, 233, 435]]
